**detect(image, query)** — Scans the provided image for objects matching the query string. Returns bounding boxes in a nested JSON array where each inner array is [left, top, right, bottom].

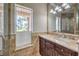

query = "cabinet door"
[[45, 40, 54, 56], [46, 48, 53, 56], [46, 44, 53, 56], [39, 36, 78, 56], [63, 47, 78, 56], [39, 37, 46, 56], [55, 43, 78, 56], [54, 50, 62, 56], [55, 43, 64, 56]]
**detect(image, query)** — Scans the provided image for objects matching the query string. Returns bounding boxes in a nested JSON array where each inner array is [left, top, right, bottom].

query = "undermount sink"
[[56, 37, 70, 43]]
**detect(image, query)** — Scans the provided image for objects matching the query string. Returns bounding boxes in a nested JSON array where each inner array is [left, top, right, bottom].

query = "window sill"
[[15, 43, 33, 51]]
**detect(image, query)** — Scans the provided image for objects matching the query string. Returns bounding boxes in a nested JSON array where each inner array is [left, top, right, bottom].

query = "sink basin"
[[56, 37, 70, 43]]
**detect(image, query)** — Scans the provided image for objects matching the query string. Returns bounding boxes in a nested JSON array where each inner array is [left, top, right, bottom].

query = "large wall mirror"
[[76, 4, 79, 35], [61, 13, 74, 34], [47, 3, 79, 34]]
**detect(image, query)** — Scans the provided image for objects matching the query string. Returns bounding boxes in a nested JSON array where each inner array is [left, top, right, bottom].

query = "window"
[[16, 4, 32, 32], [16, 16, 29, 32], [15, 4, 33, 49]]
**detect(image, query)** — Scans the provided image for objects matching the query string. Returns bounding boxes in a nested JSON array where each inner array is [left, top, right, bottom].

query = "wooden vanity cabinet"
[[39, 36, 78, 56], [45, 39, 54, 56], [54, 42, 78, 56], [39, 37, 46, 56]]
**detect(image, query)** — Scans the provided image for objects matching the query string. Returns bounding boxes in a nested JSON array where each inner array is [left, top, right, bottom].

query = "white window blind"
[[15, 4, 33, 49]]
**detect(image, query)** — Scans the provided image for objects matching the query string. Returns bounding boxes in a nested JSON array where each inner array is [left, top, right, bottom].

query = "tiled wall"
[[15, 46, 34, 56], [3, 34, 16, 55], [14, 32, 44, 56], [6, 33, 40, 56]]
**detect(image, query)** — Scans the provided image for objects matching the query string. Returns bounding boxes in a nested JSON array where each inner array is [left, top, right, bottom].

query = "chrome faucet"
[[62, 34, 65, 38]]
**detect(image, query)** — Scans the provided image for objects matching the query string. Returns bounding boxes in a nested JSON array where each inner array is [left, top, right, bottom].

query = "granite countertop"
[[39, 34, 78, 52]]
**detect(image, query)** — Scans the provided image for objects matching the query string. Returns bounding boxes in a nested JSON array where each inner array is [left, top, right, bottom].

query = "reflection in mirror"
[[61, 13, 74, 34], [47, 4, 56, 33], [47, 3, 76, 34], [76, 4, 79, 34]]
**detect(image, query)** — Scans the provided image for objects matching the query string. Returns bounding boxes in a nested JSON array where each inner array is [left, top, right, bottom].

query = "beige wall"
[[47, 4, 56, 32], [18, 3, 47, 32], [4, 3, 48, 34], [0, 3, 52, 55]]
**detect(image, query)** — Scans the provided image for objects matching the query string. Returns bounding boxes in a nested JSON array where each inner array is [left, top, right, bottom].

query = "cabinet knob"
[[61, 49, 63, 52]]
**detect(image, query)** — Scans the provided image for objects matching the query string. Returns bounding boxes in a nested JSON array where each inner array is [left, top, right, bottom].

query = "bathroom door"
[[15, 4, 33, 49]]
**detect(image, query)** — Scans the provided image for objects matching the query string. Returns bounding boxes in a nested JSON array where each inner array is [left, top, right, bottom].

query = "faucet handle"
[[62, 34, 65, 38]]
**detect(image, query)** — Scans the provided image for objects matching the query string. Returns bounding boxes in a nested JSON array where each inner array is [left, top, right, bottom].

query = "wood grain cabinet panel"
[[39, 37, 46, 56], [45, 40, 54, 56], [39, 36, 78, 56]]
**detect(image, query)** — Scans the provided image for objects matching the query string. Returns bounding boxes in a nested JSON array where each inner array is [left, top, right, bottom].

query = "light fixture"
[[62, 3, 67, 7], [49, 9, 56, 14], [64, 4, 70, 9], [55, 6, 62, 12], [55, 6, 60, 11], [58, 8, 62, 12], [53, 11, 56, 14]]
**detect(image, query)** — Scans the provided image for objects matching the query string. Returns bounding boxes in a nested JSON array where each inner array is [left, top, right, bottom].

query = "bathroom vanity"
[[39, 34, 78, 56]]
